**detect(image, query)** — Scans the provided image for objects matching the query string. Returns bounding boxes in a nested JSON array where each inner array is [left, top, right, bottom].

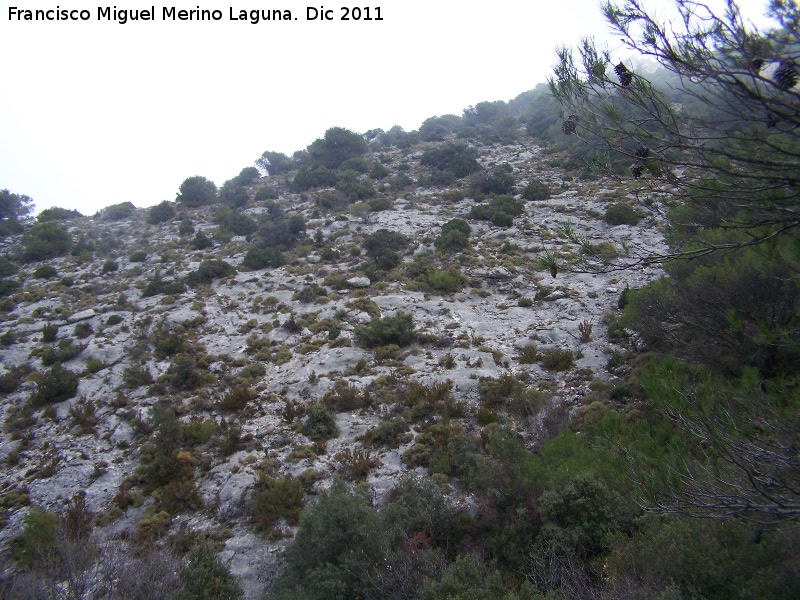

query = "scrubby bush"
[[41, 323, 59, 342], [32, 265, 57, 279], [605, 203, 640, 226], [250, 473, 304, 530], [219, 180, 249, 208], [142, 273, 185, 297], [177, 176, 217, 207], [191, 231, 213, 249], [101, 260, 118, 274], [36, 206, 81, 222], [435, 219, 471, 252], [32, 365, 79, 406], [186, 259, 236, 286], [21, 222, 72, 262], [219, 385, 256, 411], [355, 311, 416, 348], [468, 195, 524, 228], [102, 201, 136, 221], [359, 417, 410, 448], [223, 213, 257, 236], [242, 246, 284, 270], [0, 256, 16, 277], [423, 267, 467, 294], [307, 126, 368, 169], [0, 278, 20, 297], [420, 141, 480, 178], [147, 200, 175, 224], [302, 401, 338, 441], [470, 163, 516, 195], [257, 150, 295, 176], [128, 250, 147, 262], [522, 179, 551, 200], [173, 542, 243, 600], [539, 348, 575, 371], [290, 166, 339, 192]]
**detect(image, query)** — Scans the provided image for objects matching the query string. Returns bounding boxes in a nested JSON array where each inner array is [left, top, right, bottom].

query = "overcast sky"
[[0, 0, 775, 215]]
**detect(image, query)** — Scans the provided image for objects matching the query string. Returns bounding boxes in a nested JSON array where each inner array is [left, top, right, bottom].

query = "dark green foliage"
[[174, 543, 243, 600], [363, 228, 409, 272], [307, 126, 368, 169], [186, 259, 235, 286], [250, 473, 304, 529], [73, 321, 93, 339], [254, 208, 306, 251], [255, 187, 280, 201], [219, 385, 256, 411], [32, 365, 79, 406], [537, 472, 626, 558], [36, 206, 82, 222], [0, 278, 20, 297], [162, 354, 206, 391], [290, 166, 338, 192], [177, 175, 217, 207], [435, 219, 471, 252], [355, 311, 416, 348], [41, 338, 81, 366], [470, 163, 516, 195], [420, 141, 480, 178], [32, 265, 57, 279], [376, 124, 421, 148], [273, 482, 390, 600], [219, 180, 249, 208], [0, 256, 16, 277], [468, 194, 524, 228], [422, 267, 467, 294], [0, 189, 34, 238], [41, 323, 59, 342], [257, 150, 295, 176], [605, 202, 640, 226], [178, 218, 195, 235], [123, 365, 153, 388], [21, 222, 72, 262], [102, 201, 136, 221], [101, 260, 118, 274], [360, 417, 410, 448], [191, 231, 213, 249], [147, 200, 175, 224], [302, 401, 338, 441], [142, 273, 186, 297], [223, 213, 257, 236], [12, 506, 60, 567], [539, 348, 575, 371], [128, 250, 147, 262], [419, 114, 462, 141], [335, 174, 376, 200], [242, 246, 284, 270], [522, 179, 551, 200]]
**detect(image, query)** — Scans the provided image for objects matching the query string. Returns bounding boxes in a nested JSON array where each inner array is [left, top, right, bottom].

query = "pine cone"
[[561, 115, 579, 135], [630, 162, 644, 178], [775, 62, 798, 91], [635, 145, 650, 159], [615, 62, 633, 87]]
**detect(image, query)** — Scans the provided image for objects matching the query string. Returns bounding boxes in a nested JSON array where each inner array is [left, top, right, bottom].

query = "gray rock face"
[[346, 276, 371, 288]]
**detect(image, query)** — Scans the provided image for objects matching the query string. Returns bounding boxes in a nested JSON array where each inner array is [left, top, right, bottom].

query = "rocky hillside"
[[0, 135, 667, 596]]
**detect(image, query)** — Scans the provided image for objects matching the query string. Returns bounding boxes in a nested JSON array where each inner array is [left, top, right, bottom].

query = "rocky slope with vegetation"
[[1, 0, 799, 591]]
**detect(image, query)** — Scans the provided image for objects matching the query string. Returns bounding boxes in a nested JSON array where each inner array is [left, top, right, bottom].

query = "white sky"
[[0, 0, 775, 215]]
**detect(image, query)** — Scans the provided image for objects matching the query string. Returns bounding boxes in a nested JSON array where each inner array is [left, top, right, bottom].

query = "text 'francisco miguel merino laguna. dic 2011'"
[[7, 6, 384, 24]]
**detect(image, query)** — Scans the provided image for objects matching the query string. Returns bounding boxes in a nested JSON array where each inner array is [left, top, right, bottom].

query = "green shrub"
[[539, 348, 575, 371], [307, 126, 369, 169], [32, 265, 57, 279], [355, 311, 416, 348], [106, 314, 123, 326], [101, 260, 118, 274], [219, 180, 249, 208], [102, 201, 136, 221], [605, 203, 640, 226], [147, 200, 175, 224], [73, 322, 93, 339], [41, 338, 81, 365], [142, 273, 186, 297], [435, 219, 471, 252], [21, 222, 72, 262], [174, 542, 243, 600], [191, 231, 213, 249], [470, 163, 516, 195], [251, 473, 304, 530], [303, 401, 338, 441], [32, 365, 79, 406], [128, 250, 147, 262], [177, 175, 217, 207], [178, 218, 195, 235], [186, 259, 236, 286], [36, 206, 81, 222], [359, 417, 410, 448], [224, 213, 257, 236], [12, 506, 60, 567], [0, 256, 17, 277], [39, 324, 57, 343], [219, 385, 256, 411], [423, 267, 467, 294], [522, 179, 551, 200], [242, 246, 284, 270], [0, 278, 20, 297], [420, 141, 480, 178]]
